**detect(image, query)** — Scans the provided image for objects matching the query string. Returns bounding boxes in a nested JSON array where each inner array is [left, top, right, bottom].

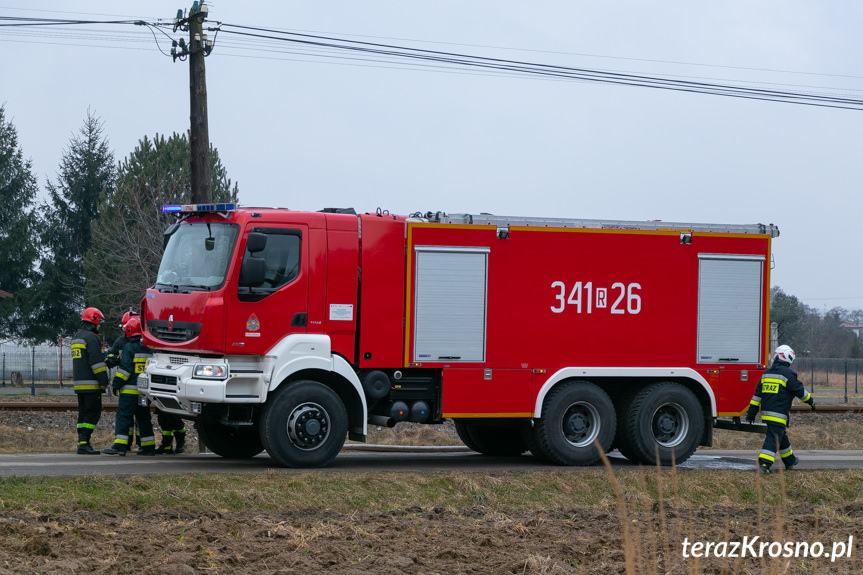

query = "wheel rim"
[[286, 402, 330, 451], [561, 402, 601, 447], [651, 403, 689, 448]]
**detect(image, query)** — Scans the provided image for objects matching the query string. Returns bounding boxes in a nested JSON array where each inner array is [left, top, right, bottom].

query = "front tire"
[[534, 380, 616, 466], [621, 382, 704, 465], [196, 421, 264, 459], [261, 380, 347, 468]]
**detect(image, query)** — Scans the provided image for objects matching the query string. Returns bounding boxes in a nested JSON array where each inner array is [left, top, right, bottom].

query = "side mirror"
[[246, 232, 267, 253], [240, 257, 266, 287]]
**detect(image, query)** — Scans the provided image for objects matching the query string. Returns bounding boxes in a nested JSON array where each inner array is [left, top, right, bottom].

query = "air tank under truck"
[[140, 204, 779, 468]]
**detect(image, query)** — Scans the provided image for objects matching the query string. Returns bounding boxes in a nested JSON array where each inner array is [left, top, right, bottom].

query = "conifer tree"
[[0, 105, 40, 341], [33, 109, 115, 338]]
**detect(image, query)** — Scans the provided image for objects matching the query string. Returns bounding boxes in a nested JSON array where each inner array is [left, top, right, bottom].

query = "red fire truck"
[[140, 203, 779, 468]]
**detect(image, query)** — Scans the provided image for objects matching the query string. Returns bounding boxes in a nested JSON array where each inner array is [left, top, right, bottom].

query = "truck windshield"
[[156, 222, 240, 292]]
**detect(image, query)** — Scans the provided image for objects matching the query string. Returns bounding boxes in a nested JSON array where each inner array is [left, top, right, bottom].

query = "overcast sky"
[[2, 1, 862, 313]]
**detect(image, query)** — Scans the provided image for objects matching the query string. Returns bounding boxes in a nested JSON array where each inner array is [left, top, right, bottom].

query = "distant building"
[[840, 323, 862, 338]]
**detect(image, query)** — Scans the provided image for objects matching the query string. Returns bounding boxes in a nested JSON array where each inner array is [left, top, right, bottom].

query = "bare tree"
[[85, 132, 238, 340]]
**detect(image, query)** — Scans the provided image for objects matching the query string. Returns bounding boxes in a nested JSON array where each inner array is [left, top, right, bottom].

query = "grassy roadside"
[[2, 469, 863, 515]]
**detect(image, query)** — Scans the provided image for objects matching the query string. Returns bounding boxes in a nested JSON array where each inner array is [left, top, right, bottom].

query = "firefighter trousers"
[[759, 422, 795, 469], [113, 395, 156, 452], [76, 392, 102, 445]]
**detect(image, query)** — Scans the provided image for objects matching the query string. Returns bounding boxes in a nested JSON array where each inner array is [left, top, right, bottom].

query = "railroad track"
[[1, 402, 861, 414]]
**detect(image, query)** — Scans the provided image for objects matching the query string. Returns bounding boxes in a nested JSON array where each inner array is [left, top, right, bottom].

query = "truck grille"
[[150, 374, 179, 393], [147, 319, 202, 343]]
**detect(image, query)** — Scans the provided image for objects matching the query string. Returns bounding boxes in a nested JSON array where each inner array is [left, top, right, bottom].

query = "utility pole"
[[171, 1, 214, 204]]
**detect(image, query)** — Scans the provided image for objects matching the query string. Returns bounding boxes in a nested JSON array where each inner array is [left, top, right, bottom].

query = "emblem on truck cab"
[[246, 314, 261, 337]]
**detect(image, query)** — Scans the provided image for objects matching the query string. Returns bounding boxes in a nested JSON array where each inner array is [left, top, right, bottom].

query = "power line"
[[1, 14, 862, 110], [212, 24, 863, 110]]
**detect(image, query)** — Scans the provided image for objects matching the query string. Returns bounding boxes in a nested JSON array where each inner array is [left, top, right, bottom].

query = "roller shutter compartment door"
[[697, 254, 764, 364], [413, 246, 489, 363]]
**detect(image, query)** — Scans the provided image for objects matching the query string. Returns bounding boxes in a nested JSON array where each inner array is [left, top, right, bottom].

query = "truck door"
[[226, 225, 309, 354]]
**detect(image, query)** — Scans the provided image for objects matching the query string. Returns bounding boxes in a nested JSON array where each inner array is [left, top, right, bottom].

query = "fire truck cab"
[[141, 203, 779, 468]]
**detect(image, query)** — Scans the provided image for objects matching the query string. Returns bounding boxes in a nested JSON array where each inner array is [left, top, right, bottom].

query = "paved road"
[[1, 448, 861, 476]]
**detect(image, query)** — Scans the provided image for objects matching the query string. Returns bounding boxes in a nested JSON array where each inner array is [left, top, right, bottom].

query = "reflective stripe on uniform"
[[91, 361, 107, 374], [761, 411, 788, 425], [802, 391, 812, 403], [750, 398, 761, 406], [119, 388, 142, 395], [115, 434, 129, 445], [115, 369, 130, 382], [140, 436, 156, 447], [77, 422, 96, 430], [780, 446, 794, 458], [74, 383, 102, 391], [759, 450, 776, 462], [762, 375, 788, 386]]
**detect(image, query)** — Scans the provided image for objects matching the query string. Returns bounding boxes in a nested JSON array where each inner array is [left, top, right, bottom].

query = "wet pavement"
[[1, 449, 861, 477]]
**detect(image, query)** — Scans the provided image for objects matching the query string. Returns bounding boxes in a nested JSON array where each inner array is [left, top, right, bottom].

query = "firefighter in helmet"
[[106, 310, 142, 451], [746, 344, 815, 474], [105, 310, 139, 368], [71, 307, 109, 454], [103, 316, 157, 456]]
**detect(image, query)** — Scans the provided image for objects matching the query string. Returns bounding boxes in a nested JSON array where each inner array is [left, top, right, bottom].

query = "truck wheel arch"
[[533, 367, 717, 419], [270, 355, 367, 439]]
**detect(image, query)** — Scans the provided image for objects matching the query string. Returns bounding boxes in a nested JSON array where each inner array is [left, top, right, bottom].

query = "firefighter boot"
[[784, 455, 800, 470], [173, 431, 187, 455], [137, 447, 156, 456], [103, 444, 127, 456], [155, 435, 174, 455], [758, 462, 772, 475], [77, 432, 100, 455]]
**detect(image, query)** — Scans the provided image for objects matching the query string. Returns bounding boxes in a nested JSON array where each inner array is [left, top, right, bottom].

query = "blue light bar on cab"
[[161, 203, 235, 213]]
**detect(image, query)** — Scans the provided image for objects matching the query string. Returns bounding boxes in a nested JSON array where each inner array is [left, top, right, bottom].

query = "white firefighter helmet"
[[774, 345, 796, 364]]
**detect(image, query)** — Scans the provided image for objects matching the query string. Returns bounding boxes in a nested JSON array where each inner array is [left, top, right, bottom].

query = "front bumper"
[[143, 353, 269, 417]]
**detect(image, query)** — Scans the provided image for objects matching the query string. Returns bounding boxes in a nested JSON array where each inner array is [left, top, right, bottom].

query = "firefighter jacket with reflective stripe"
[[108, 334, 128, 357], [749, 360, 811, 426], [106, 334, 128, 367], [112, 336, 153, 395], [71, 324, 108, 394]]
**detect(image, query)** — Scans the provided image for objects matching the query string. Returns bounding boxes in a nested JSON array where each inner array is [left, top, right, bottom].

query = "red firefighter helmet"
[[124, 316, 143, 338], [81, 307, 105, 326], [120, 310, 139, 328]]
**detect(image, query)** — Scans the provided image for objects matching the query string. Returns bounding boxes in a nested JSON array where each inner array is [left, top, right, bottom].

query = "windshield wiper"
[[155, 282, 180, 293], [180, 284, 213, 292]]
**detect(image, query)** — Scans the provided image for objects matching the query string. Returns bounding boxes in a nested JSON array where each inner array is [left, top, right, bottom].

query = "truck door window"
[[238, 228, 301, 301]]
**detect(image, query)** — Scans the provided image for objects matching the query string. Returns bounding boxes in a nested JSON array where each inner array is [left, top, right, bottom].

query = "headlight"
[[194, 364, 228, 379]]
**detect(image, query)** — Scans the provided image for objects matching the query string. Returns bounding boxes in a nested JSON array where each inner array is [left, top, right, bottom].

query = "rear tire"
[[520, 421, 552, 462], [613, 393, 640, 463], [534, 380, 616, 466], [196, 421, 264, 459], [622, 382, 704, 465], [454, 421, 526, 456], [260, 380, 347, 468]]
